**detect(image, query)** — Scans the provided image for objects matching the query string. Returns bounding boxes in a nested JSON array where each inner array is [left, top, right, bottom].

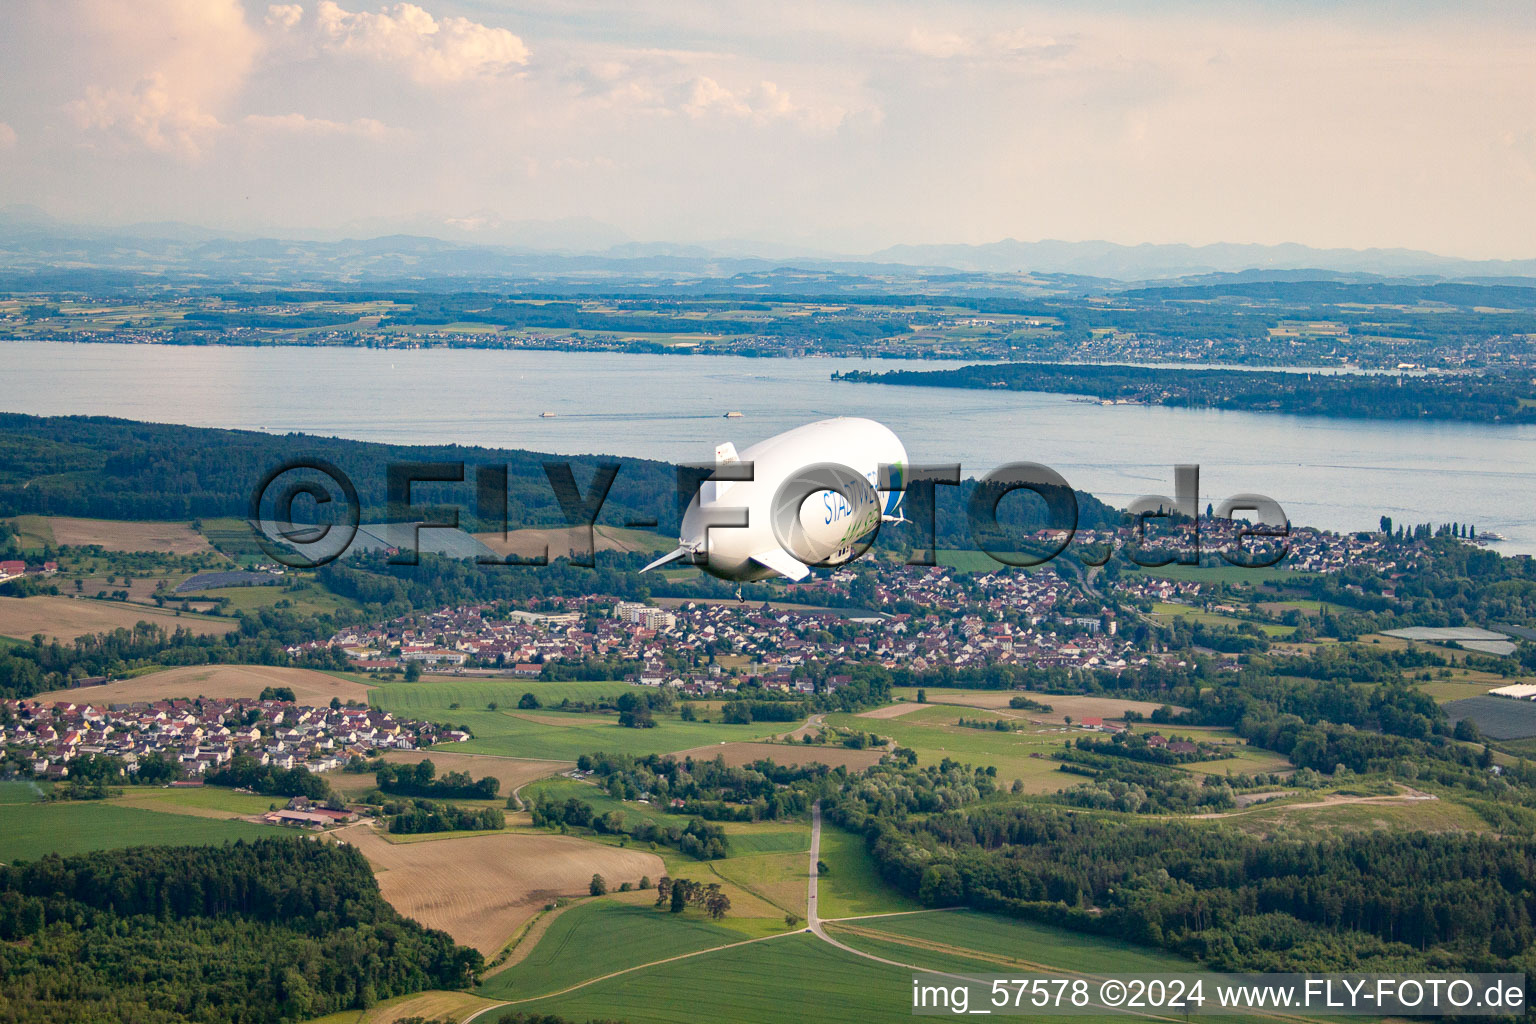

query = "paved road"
[[779, 712, 827, 742], [467, 801, 1278, 1024], [806, 800, 927, 969]]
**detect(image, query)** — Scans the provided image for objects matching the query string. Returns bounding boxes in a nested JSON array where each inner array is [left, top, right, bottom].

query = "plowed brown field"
[[325, 750, 566, 797], [343, 827, 663, 954], [33, 665, 372, 705]]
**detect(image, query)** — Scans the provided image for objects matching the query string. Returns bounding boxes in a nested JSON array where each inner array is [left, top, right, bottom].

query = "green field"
[[0, 780, 49, 805], [825, 707, 1073, 793], [512, 926, 1265, 1024], [1150, 601, 1295, 637], [831, 908, 1196, 973], [523, 776, 695, 831], [370, 683, 783, 760], [368, 678, 662, 712], [932, 550, 1045, 574], [109, 785, 285, 817], [1123, 564, 1316, 586], [192, 582, 358, 617], [518, 932, 911, 1023], [477, 899, 742, 1001], [522, 778, 821, 931], [1181, 744, 1294, 776], [196, 516, 269, 561], [1218, 794, 1490, 837], [716, 824, 810, 855], [814, 824, 923, 920], [5, 514, 55, 551], [0, 801, 283, 862]]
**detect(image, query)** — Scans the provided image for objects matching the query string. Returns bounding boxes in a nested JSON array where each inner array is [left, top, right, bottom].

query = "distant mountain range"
[[867, 239, 1536, 281], [1, 205, 1532, 289]]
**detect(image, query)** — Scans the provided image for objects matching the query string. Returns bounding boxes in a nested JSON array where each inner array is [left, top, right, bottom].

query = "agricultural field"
[[1149, 600, 1295, 637], [1445, 695, 1536, 740], [71, 572, 185, 604], [477, 898, 743, 1001], [0, 594, 236, 641], [0, 780, 49, 804], [339, 825, 665, 955], [813, 825, 923, 920], [189, 581, 359, 617], [517, 778, 822, 934], [369, 684, 785, 762], [855, 701, 928, 719], [1415, 677, 1510, 702], [474, 524, 673, 560], [45, 516, 215, 555], [825, 706, 1077, 792], [887, 688, 1184, 723], [107, 785, 283, 820], [367, 677, 656, 712], [932, 549, 1046, 573], [196, 516, 272, 561], [1206, 791, 1488, 838], [324, 750, 568, 799], [515, 933, 917, 1024], [666, 741, 885, 771], [0, 801, 281, 863], [5, 515, 56, 551], [1121, 563, 1314, 586], [305, 990, 503, 1024], [32, 665, 375, 705], [826, 908, 1201, 977]]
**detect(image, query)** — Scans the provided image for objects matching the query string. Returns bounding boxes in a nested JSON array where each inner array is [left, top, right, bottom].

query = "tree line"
[[0, 838, 481, 1023]]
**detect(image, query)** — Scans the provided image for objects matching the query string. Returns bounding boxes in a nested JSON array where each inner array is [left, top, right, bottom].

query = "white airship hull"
[[644, 417, 908, 583]]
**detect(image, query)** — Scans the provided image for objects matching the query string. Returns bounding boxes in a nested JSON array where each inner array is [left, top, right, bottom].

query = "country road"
[[463, 801, 1312, 1024], [801, 802, 1313, 1024], [806, 801, 930, 969]]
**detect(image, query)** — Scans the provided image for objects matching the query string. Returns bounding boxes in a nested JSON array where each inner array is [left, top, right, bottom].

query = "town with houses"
[[294, 526, 1409, 687], [0, 524, 1429, 787], [0, 695, 467, 785]]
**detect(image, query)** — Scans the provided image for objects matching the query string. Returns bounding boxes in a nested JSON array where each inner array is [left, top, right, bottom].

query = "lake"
[[7, 341, 1535, 553]]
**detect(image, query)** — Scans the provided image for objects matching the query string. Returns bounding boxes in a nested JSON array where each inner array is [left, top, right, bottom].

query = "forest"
[[834, 363, 1536, 424], [0, 838, 481, 1023], [825, 762, 1536, 976], [860, 800, 1536, 973], [0, 412, 1123, 548]]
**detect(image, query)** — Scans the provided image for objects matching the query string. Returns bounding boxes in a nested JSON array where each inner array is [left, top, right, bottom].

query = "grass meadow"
[[368, 681, 783, 761], [0, 801, 282, 862]]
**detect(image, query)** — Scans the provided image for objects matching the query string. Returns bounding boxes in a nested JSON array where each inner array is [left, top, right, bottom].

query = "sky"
[[0, 0, 1533, 257]]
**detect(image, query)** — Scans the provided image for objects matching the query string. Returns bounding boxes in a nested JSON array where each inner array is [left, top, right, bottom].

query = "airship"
[[642, 417, 908, 582]]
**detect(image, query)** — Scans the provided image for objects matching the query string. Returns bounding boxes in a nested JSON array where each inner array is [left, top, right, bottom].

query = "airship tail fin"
[[640, 546, 691, 573], [715, 442, 739, 463], [750, 548, 811, 582]]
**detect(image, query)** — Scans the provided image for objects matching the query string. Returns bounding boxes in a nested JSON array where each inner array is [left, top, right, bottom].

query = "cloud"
[[904, 25, 1074, 65], [0, 123, 15, 149], [299, 1, 530, 83], [62, 0, 261, 159], [266, 3, 303, 29], [680, 76, 752, 119], [242, 112, 393, 138], [71, 73, 227, 159], [675, 76, 869, 132]]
